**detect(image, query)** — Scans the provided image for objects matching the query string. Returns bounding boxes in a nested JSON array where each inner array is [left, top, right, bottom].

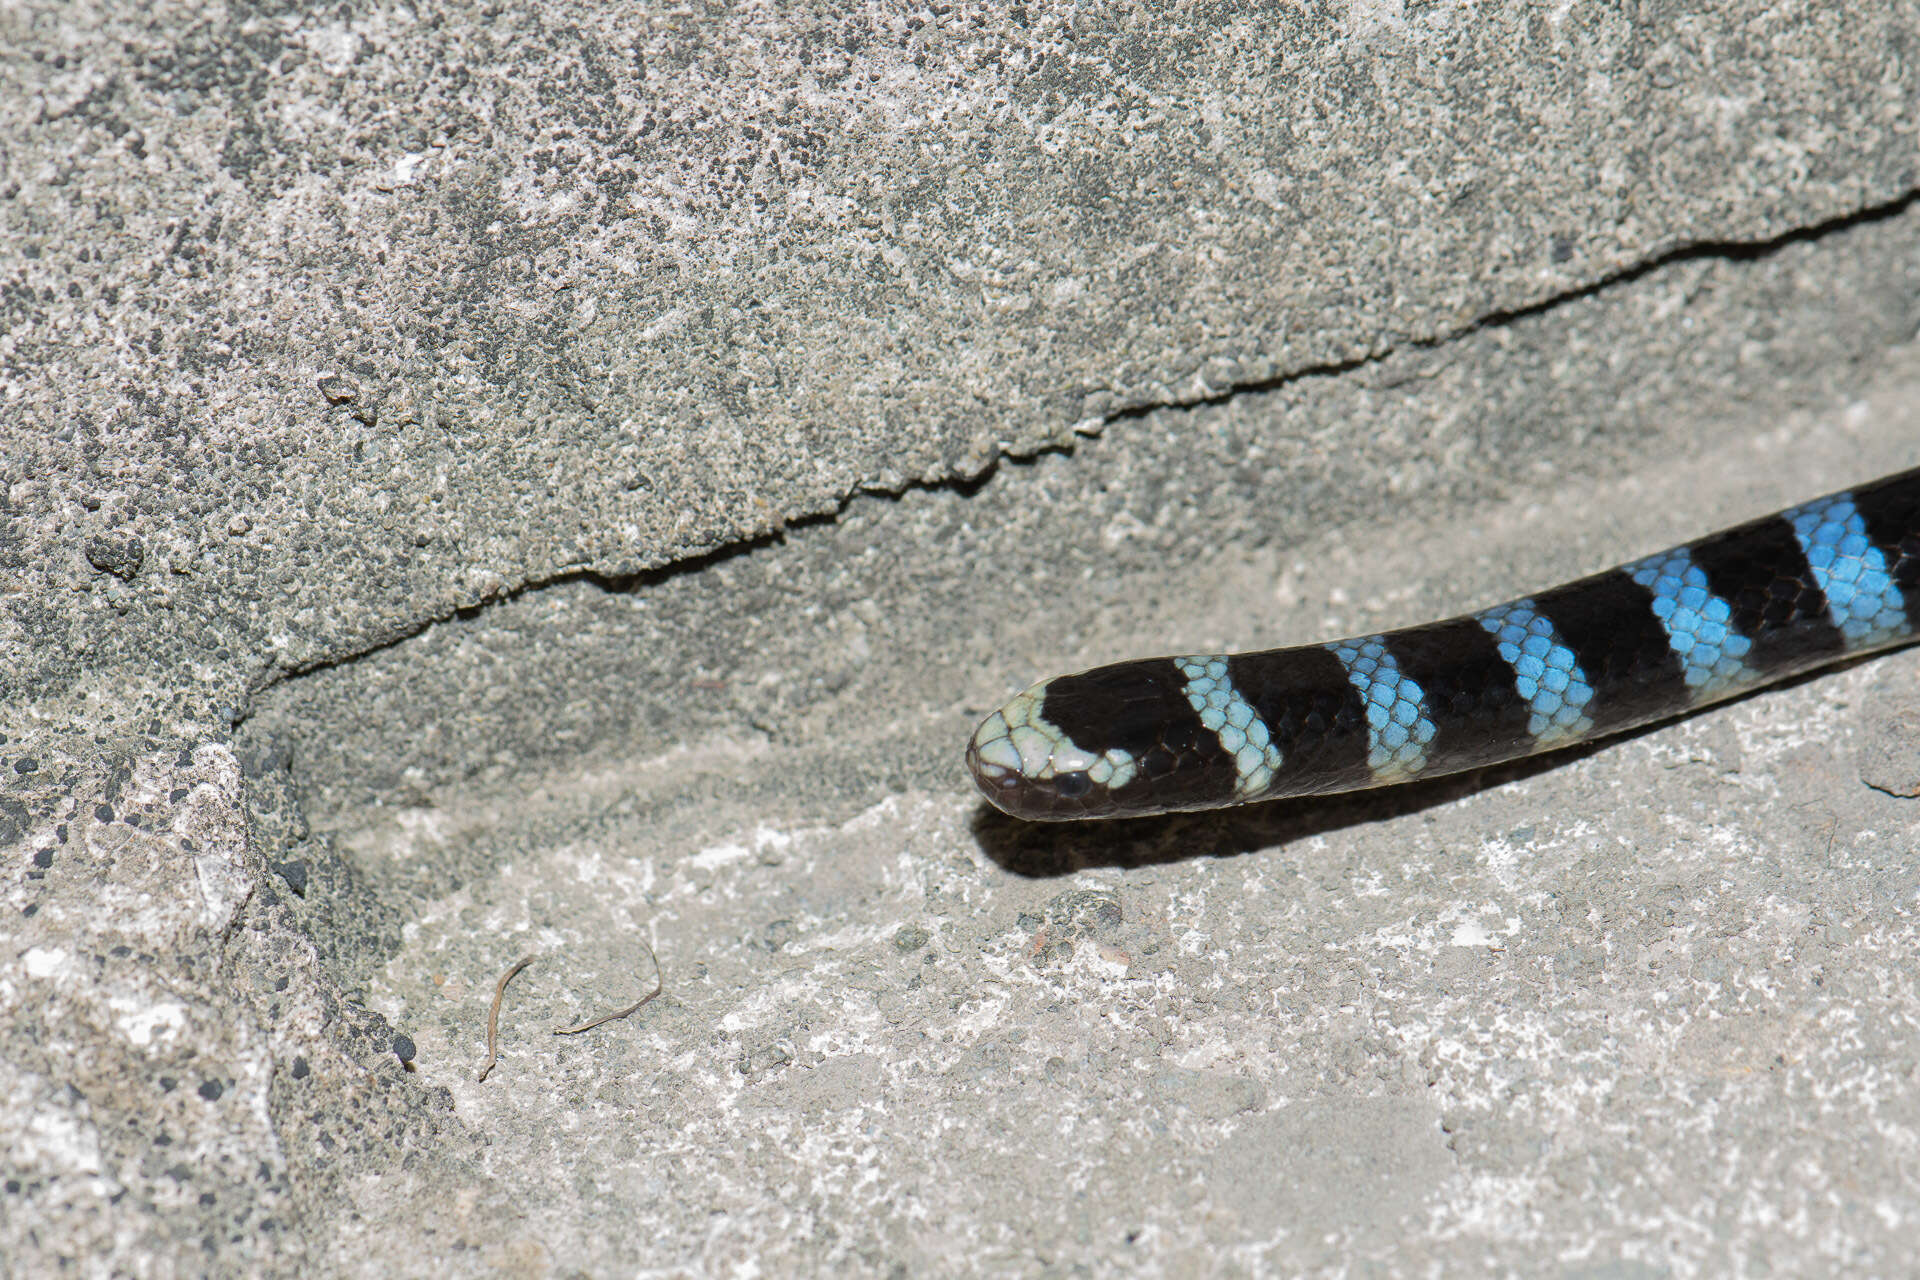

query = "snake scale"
[[968, 466, 1920, 821]]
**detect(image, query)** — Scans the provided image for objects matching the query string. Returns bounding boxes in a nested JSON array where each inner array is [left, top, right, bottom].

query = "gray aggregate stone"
[[6, 1, 1920, 1276]]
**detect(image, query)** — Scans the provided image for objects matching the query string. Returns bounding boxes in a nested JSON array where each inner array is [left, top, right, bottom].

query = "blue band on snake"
[[968, 467, 1920, 821]]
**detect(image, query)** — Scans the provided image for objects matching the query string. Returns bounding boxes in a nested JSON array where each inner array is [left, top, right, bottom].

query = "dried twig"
[[476, 940, 664, 1082], [476, 953, 536, 1083], [553, 938, 663, 1036]]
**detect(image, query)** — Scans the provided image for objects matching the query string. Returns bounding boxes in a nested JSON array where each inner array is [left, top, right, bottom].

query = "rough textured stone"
[[6, 2, 1920, 1276]]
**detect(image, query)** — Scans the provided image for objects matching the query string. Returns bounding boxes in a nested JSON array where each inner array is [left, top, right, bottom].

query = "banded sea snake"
[[968, 467, 1920, 821]]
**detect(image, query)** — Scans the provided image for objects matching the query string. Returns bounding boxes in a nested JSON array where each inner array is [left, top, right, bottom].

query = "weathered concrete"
[[5, 2, 1920, 1275]]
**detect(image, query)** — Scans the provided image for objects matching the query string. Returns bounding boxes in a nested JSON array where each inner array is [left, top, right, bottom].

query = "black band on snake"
[[969, 467, 1920, 821]]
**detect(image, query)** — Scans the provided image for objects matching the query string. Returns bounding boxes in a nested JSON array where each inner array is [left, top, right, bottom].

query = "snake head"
[[966, 682, 1143, 820], [967, 660, 1251, 820]]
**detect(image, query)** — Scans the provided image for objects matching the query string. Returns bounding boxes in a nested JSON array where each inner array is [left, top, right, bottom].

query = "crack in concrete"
[[1104, 184, 1920, 425], [239, 184, 1920, 722]]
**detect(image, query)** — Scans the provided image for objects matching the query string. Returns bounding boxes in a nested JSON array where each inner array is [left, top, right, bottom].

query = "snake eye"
[[1052, 770, 1093, 798]]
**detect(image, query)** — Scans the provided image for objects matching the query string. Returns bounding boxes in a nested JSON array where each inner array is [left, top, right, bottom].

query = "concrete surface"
[[5, 1, 1920, 1275]]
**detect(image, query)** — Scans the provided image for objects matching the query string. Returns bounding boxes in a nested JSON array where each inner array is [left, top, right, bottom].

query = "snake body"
[[968, 467, 1920, 821]]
